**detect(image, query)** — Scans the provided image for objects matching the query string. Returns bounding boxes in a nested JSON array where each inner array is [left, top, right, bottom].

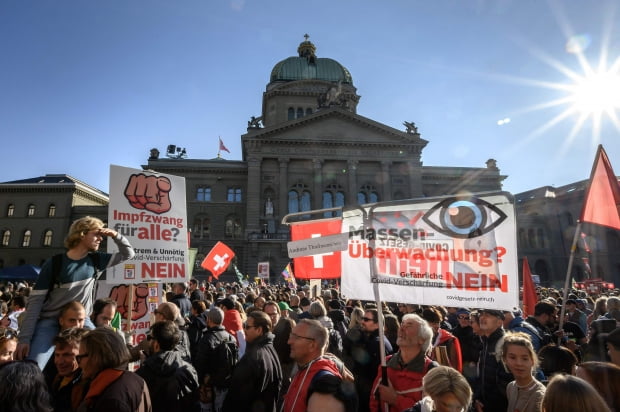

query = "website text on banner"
[[107, 165, 189, 284]]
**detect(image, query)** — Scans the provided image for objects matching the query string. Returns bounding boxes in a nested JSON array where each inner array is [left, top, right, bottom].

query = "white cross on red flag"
[[290, 218, 342, 279], [201, 241, 235, 279]]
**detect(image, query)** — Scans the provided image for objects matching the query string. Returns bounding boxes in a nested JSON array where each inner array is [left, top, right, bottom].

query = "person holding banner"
[[16, 217, 135, 369], [369, 314, 437, 412]]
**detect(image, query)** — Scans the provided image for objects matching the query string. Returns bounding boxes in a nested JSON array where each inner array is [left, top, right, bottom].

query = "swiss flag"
[[201, 241, 235, 279], [290, 218, 342, 279]]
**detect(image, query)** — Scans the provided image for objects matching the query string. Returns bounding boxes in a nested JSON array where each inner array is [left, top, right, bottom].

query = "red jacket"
[[369, 351, 435, 412], [282, 357, 342, 412], [432, 328, 463, 372]]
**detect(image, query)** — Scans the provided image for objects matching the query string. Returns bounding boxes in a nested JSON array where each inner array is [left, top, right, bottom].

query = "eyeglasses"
[[243, 323, 257, 330], [458, 316, 470, 321], [290, 332, 315, 342], [362, 317, 375, 322], [75, 353, 89, 362], [0, 328, 18, 340]]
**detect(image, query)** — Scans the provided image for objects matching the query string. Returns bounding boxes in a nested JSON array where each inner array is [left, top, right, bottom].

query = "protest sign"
[[107, 165, 189, 283], [287, 193, 518, 310], [340, 192, 518, 310]]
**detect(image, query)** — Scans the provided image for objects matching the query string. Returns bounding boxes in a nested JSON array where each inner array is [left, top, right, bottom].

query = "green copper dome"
[[269, 36, 353, 84]]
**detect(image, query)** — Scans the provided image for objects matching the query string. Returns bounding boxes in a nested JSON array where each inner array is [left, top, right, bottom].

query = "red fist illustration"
[[124, 173, 171, 214], [109, 283, 150, 321]]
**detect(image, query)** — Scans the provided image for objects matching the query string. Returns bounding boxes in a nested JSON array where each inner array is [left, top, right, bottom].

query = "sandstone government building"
[[1, 38, 619, 288]]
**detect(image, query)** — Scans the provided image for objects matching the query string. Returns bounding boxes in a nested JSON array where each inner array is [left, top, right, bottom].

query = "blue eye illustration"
[[422, 197, 507, 238]]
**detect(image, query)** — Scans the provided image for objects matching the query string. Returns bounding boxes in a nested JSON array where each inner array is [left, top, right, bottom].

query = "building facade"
[[0, 175, 108, 268], [516, 181, 620, 288], [143, 38, 506, 282]]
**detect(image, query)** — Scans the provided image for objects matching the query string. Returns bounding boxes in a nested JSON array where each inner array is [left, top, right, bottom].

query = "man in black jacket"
[[136, 320, 199, 412], [194, 307, 239, 412], [473, 309, 513, 412], [223, 310, 282, 412], [170, 282, 192, 318]]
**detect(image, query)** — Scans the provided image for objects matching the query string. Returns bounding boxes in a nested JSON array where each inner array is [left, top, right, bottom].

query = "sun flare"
[[569, 70, 620, 117]]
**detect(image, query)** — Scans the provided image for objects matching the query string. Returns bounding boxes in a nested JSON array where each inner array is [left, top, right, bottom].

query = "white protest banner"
[[340, 192, 518, 310], [107, 165, 189, 284]]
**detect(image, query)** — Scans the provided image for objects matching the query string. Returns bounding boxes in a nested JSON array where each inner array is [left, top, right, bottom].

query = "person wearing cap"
[[473, 309, 513, 412], [503, 308, 544, 351], [278, 301, 291, 318], [451, 308, 480, 383], [327, 299, 349, 343]]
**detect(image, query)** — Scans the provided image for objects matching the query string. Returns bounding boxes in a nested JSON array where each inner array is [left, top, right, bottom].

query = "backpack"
[[45, 253, 101, 302], [210, 333, 239, 389]]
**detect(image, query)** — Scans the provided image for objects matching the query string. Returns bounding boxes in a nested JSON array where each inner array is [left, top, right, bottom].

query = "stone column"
[[347, 159, 358, 205], [381, 161, 392, 200], [408, 160, 423, 198], [278, 158, 289, 225], [313, 159, 323, 210], [246, 157, 261, 233]]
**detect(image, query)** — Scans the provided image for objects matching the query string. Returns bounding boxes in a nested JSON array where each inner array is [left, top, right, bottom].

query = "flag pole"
[[557, 221, 582, 343], [217, 136, 221, 158], [365, 206, 389, 412]]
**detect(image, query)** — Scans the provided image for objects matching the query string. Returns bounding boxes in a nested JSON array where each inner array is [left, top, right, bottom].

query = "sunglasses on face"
[[0, 328, 17, 340], [458, 316, 470, 321]]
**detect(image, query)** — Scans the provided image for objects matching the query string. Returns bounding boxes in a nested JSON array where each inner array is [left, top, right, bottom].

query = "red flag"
[[521, 257, 537, 318], [580, 145, 620, 230], [201, 241, 235, 279], [219, 137, 231, 153], [290, 218, 342, 279]]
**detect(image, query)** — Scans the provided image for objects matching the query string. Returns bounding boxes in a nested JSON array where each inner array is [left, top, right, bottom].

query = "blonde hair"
[[542, 374, 611, 412], [64, 216, 105, 249], [423, 366, 472, 409], [501, 331, 538, 372]]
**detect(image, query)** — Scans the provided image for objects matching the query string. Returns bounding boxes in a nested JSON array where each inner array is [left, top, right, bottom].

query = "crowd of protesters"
[[1, 218, 620, 411]]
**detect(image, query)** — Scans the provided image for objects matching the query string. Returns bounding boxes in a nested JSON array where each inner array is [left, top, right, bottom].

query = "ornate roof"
[[269, 35, 353, 84]]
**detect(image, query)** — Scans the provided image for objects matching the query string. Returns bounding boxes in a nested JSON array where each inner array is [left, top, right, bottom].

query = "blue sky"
[[1, 0, 619, 195]]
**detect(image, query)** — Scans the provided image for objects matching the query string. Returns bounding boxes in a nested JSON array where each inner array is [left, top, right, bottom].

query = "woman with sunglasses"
[[0, 326, 18, 365]]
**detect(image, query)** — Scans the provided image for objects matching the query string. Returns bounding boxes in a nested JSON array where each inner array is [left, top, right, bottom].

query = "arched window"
[[288, 183, 311, 214], [48, 204, 56, 217], [196, 186, 211, 202], [192, 215, 210, 239], [43, 230, 53, 246], [322, 184, 345, 217], [22, 230, 31, 247], [288, 107, 295, 120], [27, 204, 35, 217], [296, 108, 303, 118], [6, 204, 14, 217], [306, 108, 313, 116], [1, 230, 10, 246], [225, 215, 243, 238], [357, 184, 379, 204]]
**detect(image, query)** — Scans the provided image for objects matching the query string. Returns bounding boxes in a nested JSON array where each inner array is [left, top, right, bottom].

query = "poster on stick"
[[107, 165, 189, 284]]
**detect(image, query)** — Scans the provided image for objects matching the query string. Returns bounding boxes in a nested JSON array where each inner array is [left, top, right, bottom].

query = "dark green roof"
[[269, 37, 353, 84]]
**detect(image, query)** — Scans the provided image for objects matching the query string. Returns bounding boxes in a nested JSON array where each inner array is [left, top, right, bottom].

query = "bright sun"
[[570, 70, 620, 117]]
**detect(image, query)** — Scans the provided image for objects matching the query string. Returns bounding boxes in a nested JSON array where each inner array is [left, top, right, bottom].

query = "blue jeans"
[[28, 317, 95, 369]]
